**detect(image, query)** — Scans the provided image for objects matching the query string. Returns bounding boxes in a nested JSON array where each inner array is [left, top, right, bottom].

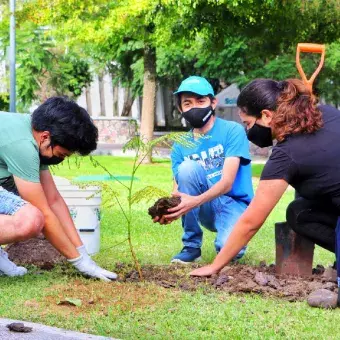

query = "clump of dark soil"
[[7, 323, 32, 333], [148, 196, 181, 219], [307, 289, 338, 309], [5, 236, 65, 269], [118, 262, 338, 302]]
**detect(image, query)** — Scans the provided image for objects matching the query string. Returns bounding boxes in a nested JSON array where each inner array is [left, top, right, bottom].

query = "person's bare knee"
[[13, 204, 45, 240]]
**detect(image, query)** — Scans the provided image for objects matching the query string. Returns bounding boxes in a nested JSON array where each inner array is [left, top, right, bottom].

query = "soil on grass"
[[118, 262, 338, 302], [20, 262, 338, 316], [5, 238, 337, 304], [5, 236, 65, 269], [39, 280, 174, 318]]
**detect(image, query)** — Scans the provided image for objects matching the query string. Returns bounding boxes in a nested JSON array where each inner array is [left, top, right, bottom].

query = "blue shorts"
[[0, 178, 27, 216]]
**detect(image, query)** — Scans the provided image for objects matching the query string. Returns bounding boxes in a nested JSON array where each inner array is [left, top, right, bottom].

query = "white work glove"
[[68, 245, 117, 282], [76, 245, 93, 259], [0, 248, 27, 277], [77, 245, 118, 280]]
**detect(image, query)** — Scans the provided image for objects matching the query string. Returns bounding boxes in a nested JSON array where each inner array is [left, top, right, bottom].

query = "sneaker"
[[171, 247, 201, 264], [216, 246, 247, 263], [231, 251, 246, 263], [0, 248, 27, 277]]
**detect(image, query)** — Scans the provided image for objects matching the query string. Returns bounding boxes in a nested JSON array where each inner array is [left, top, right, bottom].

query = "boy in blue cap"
[[155, 76, 254, 263]]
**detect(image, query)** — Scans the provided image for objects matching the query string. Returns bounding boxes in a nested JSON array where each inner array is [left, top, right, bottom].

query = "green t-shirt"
[[0, 111, 48, 183]]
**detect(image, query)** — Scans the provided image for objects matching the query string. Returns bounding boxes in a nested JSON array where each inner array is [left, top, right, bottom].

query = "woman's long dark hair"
[[237, 78, 323, 142]]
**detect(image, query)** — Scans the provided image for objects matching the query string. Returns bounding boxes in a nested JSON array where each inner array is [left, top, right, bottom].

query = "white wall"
[[77, 72, 165, 123]]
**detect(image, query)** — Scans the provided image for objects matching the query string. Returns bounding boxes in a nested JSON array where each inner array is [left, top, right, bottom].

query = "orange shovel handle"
[[296, 43, 325, 92]]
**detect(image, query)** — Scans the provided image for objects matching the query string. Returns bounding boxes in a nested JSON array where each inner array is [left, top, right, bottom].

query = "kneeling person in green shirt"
[[0, 97, 116, 281]]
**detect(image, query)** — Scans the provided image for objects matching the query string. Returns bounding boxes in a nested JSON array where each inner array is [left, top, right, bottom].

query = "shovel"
[[296, 43, 326, 92]]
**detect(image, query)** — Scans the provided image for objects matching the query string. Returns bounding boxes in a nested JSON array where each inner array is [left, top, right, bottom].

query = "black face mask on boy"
[[39, 143, 64, 165], [182, 106, 214, 129], [39, 153, 64, 165], [246, 122, 273, 148]]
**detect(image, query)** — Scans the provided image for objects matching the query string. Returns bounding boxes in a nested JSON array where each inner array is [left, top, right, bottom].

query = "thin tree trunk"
[[98, 73, 106, 117], [113, 85, 119, 116], [139, 45, 156, 164], [121, 87, 134, 117], [85, 86, 93, 116]]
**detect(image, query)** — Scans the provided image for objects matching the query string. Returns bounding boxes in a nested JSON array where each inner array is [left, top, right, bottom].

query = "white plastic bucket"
[[53, 176, 101, 255]]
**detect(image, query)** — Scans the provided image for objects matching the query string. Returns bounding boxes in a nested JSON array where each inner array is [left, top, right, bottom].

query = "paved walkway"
[[94, 143, 268, 164], [0, 319, 115, 340]]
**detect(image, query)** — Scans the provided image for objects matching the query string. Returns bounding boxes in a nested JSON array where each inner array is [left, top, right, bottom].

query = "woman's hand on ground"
[[190, 265, 220, 277], [164, 192, 200, 221]]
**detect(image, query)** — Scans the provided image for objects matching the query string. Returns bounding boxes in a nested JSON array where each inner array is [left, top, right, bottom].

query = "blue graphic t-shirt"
[[171, 117, 254, 205]]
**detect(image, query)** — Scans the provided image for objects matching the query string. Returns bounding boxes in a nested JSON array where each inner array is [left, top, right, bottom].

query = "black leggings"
[[286, 197, 338, 253]]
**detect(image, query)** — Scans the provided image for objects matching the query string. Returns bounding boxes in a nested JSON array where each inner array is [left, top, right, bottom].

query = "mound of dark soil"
[[120, 263, 338, 302], [5, 237, 65, 269]]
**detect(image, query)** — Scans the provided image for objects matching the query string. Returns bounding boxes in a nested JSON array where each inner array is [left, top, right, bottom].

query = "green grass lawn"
[[0, 156, 338, 339], [251, 163, 265, 177]]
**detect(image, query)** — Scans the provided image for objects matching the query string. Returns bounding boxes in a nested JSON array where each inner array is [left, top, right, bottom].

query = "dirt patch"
[[119, 262, 338, 302], [38, 280, 173, 317], [5, 237, 65, 269], [20, 262, 338, 318]]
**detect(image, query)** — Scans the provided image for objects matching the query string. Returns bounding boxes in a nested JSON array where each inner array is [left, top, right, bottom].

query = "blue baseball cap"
[[174, 76, 215, 96]]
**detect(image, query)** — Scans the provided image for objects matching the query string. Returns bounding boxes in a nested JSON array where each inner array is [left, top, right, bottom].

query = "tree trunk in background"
[[85, 86, 92, 116], [98, 73, 106, 117], [139, 45, 156, 164], [121, 87, 134, 117], [113, 85, 119, 116]]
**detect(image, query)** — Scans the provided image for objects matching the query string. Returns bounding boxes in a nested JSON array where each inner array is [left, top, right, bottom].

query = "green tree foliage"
[[319, 40, 340, 105], [1, 0, 339, 108], [0, 93, 9, 111], [156, 0, 340, 102], [49, 54, 92, 97], [0, 10, 92, 110]]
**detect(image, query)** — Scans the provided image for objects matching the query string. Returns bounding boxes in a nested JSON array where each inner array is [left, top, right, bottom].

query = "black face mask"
[[182, 106, 214, 129], [246, 123, 273, 148], [39, 144, 64, 165], [39, 154, 64, 165]]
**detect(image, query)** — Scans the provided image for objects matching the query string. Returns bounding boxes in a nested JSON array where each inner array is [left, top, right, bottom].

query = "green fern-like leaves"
[[123, 131, 209, 158], [130, 186, 169, 205], [123, 136, 147, 153]]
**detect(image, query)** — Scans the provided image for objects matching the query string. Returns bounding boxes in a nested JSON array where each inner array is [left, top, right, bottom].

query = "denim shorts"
[[0, 176, 27, 215]]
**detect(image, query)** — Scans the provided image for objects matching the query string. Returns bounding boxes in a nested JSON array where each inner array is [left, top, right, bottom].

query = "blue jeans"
[[336, 218, 340, 287], [176, 160, 248, 257]]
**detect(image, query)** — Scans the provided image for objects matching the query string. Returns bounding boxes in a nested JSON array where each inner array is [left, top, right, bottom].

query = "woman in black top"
[[190, 78, 340, 299]]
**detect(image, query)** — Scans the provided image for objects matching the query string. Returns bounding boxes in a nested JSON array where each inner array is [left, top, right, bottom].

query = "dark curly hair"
[[32, 97, 98, 155], [237, 78, 323, 142]]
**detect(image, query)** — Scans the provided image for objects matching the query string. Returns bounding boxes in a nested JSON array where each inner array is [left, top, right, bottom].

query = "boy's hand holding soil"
[[148, 196, 181, 224]]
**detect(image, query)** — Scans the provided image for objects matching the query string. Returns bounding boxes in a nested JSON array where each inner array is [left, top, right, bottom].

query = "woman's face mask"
[[246, 121, 273, 148]]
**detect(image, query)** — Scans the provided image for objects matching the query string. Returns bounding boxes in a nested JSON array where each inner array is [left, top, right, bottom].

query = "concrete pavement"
[[0, 318, 115, 340]]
